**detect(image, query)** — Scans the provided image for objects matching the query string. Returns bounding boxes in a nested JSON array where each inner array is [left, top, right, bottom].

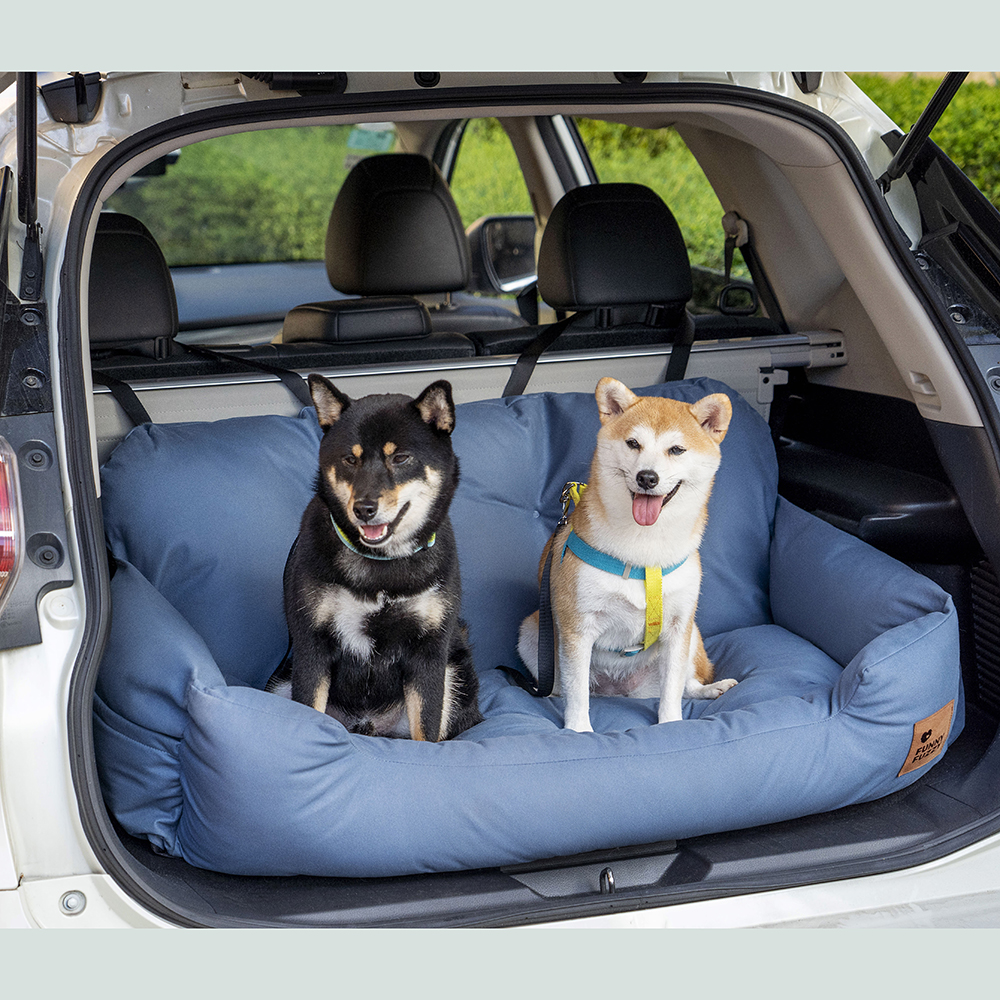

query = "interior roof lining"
[[93, 99, 842, 200]]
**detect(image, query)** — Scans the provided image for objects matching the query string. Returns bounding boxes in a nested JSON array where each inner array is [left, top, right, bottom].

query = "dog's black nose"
[[636, 470, 659, 491], [353, 499, 379, 522]]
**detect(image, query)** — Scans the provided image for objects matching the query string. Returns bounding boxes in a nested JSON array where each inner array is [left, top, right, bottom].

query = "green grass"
[[107, 125, 364, 265], [850, 73, 1000, 209]]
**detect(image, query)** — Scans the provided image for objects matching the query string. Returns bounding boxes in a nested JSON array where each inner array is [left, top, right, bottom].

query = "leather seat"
[[281, 153, 525, 347], [472, 183, 693, 356], [89, 212, 183, 363], [88, 212, 475, 382], [473, 183, 781, 357]]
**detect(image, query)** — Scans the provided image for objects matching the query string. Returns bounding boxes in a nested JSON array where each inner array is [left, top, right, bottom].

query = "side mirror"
[[466, 214, 537, 294]]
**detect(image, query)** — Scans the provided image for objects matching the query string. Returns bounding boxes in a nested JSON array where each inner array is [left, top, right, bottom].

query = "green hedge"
[[107, 126, 353, 265], [850, 73, 1000, 208], [449, 118, 533, 223]]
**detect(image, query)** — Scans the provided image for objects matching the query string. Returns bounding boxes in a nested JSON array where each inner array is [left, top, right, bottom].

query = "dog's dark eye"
[[626, 438, 641, 451], [390, 453, 411, 466], [668, 445, 686, 456], [342, 454, 359, 467]]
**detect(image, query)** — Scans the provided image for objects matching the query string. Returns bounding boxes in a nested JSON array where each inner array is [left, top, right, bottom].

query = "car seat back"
[[282, 153, 525, 344]]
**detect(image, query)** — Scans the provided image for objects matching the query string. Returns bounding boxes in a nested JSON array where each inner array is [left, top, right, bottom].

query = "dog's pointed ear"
[[309, 374, 351, 431], [690, 393, 733, 444], [414, 380, 455, 434], [595, 377, 638, 424]]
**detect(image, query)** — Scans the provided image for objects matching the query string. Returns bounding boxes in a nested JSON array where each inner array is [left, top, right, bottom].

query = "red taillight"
[[0, 437, 24, 616]]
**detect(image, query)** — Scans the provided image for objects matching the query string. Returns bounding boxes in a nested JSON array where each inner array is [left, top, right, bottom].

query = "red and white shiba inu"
[[517, 378, 737, 732]]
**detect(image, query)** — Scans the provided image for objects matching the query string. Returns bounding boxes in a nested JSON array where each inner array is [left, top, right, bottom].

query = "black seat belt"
[[663, 310, 696, 383], [91, 370, 153, 426], [183, 345, 314, 409], [505, 301, 699, 396], [91, 343, 315, 427], [501, 311, 586, 397], [721, 211, 789, 334]]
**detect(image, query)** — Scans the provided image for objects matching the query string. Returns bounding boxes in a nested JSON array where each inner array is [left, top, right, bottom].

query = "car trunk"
[[55, 78, 1000, 926]]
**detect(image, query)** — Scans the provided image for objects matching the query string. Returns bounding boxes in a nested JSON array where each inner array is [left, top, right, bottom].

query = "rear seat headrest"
[[325, 153, 471, 296], [89, 213, 178, 348], [537, 183, 693, 310]]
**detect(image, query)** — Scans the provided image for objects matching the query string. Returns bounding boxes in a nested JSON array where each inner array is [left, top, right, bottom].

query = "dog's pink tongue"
[[632, 493, 662, 526]]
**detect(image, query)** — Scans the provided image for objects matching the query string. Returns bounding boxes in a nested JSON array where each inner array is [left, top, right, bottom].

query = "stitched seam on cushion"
[[459, 495, 547, 515], [188, 683, 350, 726], [844, 607, 952, 680]]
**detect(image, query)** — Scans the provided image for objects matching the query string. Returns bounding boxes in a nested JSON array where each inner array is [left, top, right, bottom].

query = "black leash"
[[264, 535, 299, 693], [496, 540, 556, 697], [532, 543, 557, 697], [498, 483, 581, 697]]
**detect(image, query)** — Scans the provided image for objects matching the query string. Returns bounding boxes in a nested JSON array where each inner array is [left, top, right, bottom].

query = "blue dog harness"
[[561, 529, 688, 656], [561, 529, 688, 581], [517, 480, 691, 696]]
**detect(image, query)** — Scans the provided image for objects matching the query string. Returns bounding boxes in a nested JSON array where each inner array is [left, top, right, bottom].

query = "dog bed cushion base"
[[94, 379, 964, 877]]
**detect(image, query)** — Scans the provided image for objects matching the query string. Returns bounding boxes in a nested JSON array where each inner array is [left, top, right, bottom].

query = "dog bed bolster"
[[95, 378, 964, 876]]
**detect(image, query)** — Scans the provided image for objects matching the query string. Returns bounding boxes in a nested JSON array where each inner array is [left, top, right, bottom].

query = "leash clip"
[[557, 481, 586, 527]]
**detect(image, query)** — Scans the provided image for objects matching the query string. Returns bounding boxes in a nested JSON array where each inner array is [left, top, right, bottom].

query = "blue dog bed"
[[94, 378, 964, 877]]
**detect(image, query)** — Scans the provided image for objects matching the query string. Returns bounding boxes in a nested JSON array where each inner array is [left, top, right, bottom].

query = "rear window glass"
[[448, 118, 533, 225], [106, 118, 535, 273], [574, 117, 748, 282], [105, 123, 399, 267]]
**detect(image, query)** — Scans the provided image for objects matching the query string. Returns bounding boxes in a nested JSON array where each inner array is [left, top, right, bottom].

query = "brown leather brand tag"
[[897, 701, 955, 777]]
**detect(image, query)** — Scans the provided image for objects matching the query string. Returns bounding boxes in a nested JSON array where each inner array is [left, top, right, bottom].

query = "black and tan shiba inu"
[[277, 374, 482, 741], [518, 378, 737, 732]]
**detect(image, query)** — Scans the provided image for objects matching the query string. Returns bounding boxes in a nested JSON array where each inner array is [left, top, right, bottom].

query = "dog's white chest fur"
[[574, 557, 697, 643], [311, 584, 449, 661], [565, 556, 701, 695]]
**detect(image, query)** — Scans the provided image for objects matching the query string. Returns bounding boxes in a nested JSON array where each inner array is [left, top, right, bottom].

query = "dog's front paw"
[[564, 715, 594, 733], [685, 676, 738, 700], [705, 677, 738, 698], [657, 707, 683, 724]]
